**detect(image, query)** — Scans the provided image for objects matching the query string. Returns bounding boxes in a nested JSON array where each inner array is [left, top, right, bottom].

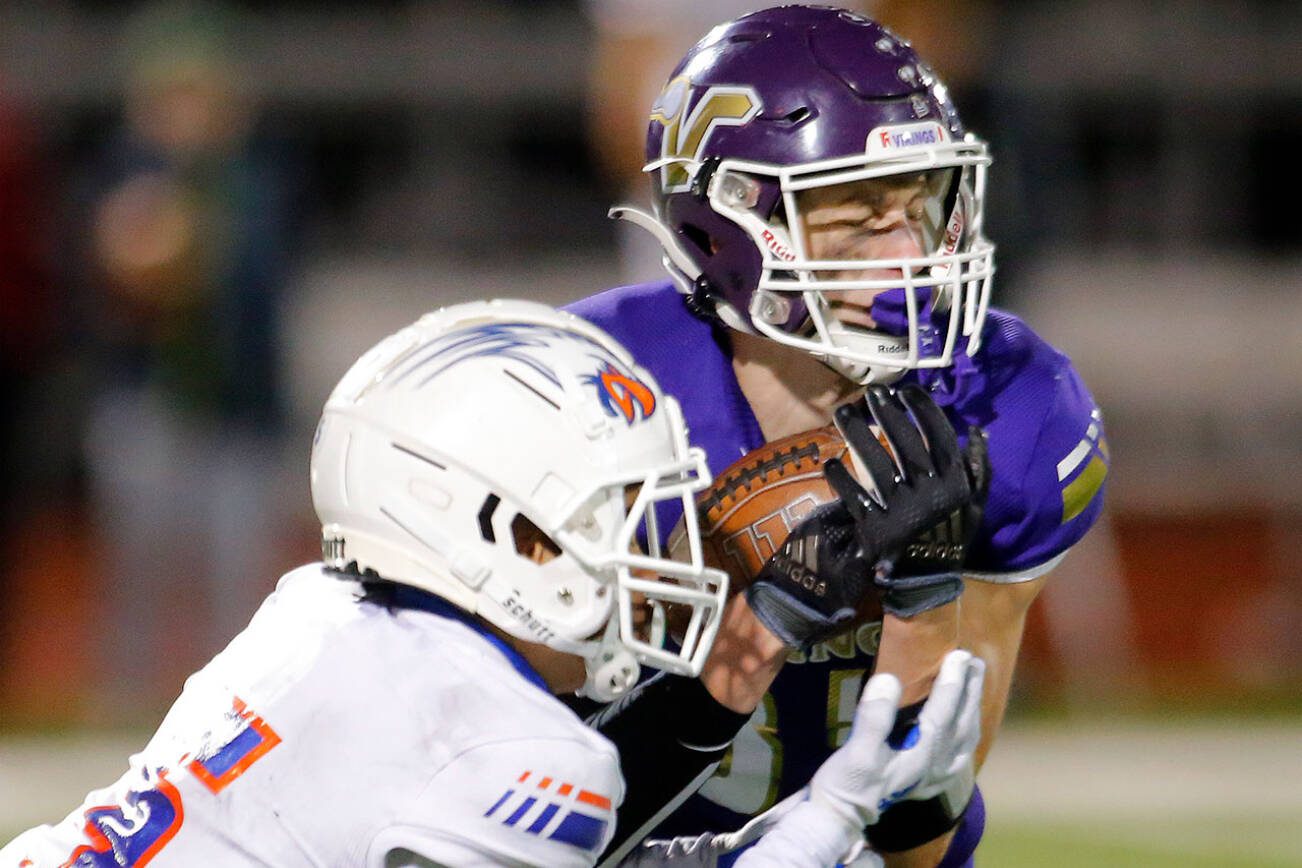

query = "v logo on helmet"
[[587, 362, 656, 425], [651, 77, 760, 192]]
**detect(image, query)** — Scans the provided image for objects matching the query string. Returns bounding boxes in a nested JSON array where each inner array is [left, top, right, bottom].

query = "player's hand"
[[745, 384, 984, 647], [621, 653, 981, 868], [829, 384, 990, 618], [864, 650, 986, 853], [814, 650, 985, 830], [743, 498, 870, 649]]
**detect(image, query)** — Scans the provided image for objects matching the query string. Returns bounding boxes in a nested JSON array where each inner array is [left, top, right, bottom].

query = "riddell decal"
[[761, 229, 797, 262], [942, 210, 964, 255]]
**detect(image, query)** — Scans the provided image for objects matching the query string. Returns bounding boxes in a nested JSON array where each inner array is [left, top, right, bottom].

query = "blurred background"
[[0, 0, 1299, 864]]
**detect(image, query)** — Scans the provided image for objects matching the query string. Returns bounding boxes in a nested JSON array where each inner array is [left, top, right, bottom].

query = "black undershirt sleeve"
[[582, 673, 752, 864]]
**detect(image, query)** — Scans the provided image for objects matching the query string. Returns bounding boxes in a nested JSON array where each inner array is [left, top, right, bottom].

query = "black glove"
[[828, 384, 990, 618], [888, 436, 990, 615], [744, 499, 867, 649], [746, 385, 986, 647]]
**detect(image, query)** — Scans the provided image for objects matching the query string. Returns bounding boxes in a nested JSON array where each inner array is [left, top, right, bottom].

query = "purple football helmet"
[[610, 5, 995, 383]]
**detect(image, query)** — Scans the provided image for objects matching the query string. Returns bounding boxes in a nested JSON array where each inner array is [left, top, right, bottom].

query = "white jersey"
[[2, 565, 623, 867]]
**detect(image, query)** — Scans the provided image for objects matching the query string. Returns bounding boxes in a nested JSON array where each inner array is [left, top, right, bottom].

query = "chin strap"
[[818, 321, 909, 386]]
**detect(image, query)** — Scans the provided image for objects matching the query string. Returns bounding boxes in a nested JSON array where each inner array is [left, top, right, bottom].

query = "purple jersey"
[[566, 280, 1108, 856]]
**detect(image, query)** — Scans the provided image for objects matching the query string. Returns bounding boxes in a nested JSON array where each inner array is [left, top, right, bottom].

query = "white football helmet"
[[311, 299, 727, 701]]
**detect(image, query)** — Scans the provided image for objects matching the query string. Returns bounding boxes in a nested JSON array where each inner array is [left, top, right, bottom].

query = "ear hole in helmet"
[[679, 223, 713, 257], [511, 513, 562, 565]]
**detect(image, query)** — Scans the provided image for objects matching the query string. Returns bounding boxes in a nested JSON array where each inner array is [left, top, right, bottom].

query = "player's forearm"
[[698, 594, 789, 714], [864, 577, 1046, 868], [869, 599, 965, 865], [872, 575, 1044, 868], [596, 599, 788, 862], [874, 598, 960, 704], [959, 574, 1047, 769], [592, 671, 753, 865], [590, 598, 786, 863]]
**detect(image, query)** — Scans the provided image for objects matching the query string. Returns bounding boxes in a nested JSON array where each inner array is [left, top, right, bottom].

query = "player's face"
[[515, 517, 562, 566], [797, 171, 951, 327]]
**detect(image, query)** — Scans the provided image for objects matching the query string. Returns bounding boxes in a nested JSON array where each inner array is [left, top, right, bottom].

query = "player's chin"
[[823, 283, 893, 328], [825, 300, 876, 329], [554, 652, 590, 695]]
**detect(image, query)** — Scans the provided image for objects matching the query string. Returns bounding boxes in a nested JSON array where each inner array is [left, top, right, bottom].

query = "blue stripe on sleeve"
[[504, 796, 536, 827], [549, 811, 607, 851], [527, 802, 560, 834]]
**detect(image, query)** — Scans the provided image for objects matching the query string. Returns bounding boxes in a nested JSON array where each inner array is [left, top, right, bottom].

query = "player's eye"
[[511, 514, 561, 565]]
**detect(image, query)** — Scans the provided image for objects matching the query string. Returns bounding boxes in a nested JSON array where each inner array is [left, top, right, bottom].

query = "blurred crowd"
[[1, 0, 306, 725], [1, 0, 1300, 728]]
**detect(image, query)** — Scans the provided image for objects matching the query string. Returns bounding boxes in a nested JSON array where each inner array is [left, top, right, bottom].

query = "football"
[[666, 423, 888, 635], [686, 425, 846, 581]]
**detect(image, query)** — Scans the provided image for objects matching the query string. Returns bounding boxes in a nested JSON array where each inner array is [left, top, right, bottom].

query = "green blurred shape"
[[981, 817, 1302, 868]]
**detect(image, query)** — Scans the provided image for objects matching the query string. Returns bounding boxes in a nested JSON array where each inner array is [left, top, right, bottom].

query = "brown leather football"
[[692, 425, 847, 582], [667, 424, 886, 634]]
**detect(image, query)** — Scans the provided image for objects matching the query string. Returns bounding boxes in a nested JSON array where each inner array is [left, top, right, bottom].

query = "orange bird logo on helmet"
[[587, 362, 656, 424]]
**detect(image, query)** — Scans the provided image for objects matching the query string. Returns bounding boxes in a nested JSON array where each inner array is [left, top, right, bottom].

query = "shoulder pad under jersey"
[[373, 736, 623, 867], [957, 309, 1109, 578]]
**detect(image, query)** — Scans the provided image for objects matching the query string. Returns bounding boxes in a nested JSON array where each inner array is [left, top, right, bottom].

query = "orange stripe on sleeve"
[[577, 789, 612, 811]]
